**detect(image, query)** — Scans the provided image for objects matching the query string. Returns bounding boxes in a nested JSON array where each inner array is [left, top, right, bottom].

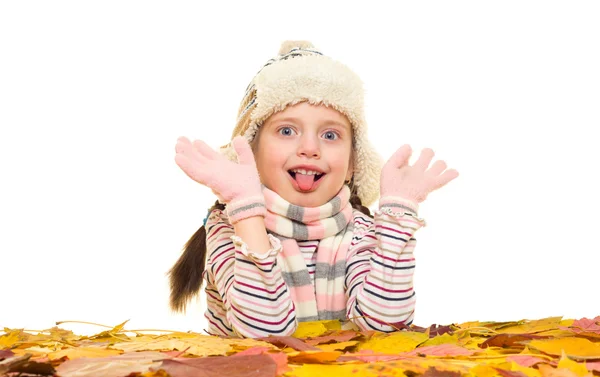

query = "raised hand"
[[174, 136, 263, 207], [380, 145, 459, 204]]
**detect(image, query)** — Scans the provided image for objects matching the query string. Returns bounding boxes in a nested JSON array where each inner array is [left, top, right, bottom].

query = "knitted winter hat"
[[219, 40, 383, 207]]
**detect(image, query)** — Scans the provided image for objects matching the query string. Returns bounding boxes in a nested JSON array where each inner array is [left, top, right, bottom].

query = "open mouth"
[[288, 170, 325, 191], [288, 171, 325, 181]]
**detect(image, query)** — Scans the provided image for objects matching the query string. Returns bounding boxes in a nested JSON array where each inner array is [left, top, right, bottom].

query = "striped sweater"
[[203, 202, 426, 338]]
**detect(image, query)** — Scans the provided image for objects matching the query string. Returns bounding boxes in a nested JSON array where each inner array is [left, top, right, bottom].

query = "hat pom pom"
[[279, 40, 315, 55]]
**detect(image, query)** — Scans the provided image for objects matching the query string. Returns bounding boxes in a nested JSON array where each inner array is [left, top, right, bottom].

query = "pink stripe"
[[235, 280, 286, 295], [235, 265, 281, 281], [212, 246, 235, 262], [229, 316, 262, 338], [231, 292, 290, 309], [347, 269, 368, 286], [232, 304, 294, 326], [316, 292, 346, 311], [376, 224, 413, 237], [306, 221, 326, 239], [371, 250, 415, 264], [365, 277, 414, 293], [379, 238, 409, 249], [207, 224, 232, 238], [205, 314, 228, 336], [359, 290, 416, 311], [214, 256, 234, 276], [289, 284, 315, 302]]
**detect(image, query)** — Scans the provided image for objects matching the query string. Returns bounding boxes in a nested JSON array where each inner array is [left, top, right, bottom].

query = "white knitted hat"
[[219, 40, 383, 207]]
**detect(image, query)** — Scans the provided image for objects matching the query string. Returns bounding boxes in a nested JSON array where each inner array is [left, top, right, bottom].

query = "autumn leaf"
[[3, 315, 600, 377], [496, 317, 564, 335], [304, 330, 360, 346], [358, 331, 429, 353], [48, 346, 123, 360], [527, 337, 600, 360], [421, 333, 461, 347], [258, 336, 319, 351], [55, 351, 168, 377], [0, 349, 15, 360], [291, 321, 330, 338], [404, 344, 476, 357], [156, 354, 277, 377], [112, 334, 275, 357], [316, 340, 358, 352], [481, 334, 551, 349], [556, 351, 589, 376], [286, 350, 342, 363], [506, 354, 555, 368]]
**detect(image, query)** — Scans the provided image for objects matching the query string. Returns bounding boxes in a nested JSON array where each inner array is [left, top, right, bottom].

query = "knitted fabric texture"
[[262, 184, 354, 321], [219, 40, 383, 207]]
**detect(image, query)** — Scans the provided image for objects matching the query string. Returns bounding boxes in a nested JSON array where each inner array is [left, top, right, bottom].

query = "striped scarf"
[[262, 185, 354, 322]]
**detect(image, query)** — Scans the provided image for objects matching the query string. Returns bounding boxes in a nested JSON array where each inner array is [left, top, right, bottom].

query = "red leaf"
[[257, 336, 319, 351], [157, 354, 276, 377], [232, 347, 272, 356], [587, 361, 600, 372], [570, 316, 600, 334], [0, 349, 15, 360], [506, 355, 556, 368], [404, 344, 475, 357]]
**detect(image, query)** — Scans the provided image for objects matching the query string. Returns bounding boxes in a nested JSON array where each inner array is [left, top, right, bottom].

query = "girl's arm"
[[204, 209, 298, 338], [345, 201, 426, 332], [346, 144, 458, 331]]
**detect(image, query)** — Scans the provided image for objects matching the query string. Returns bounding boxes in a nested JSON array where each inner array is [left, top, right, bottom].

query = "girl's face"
[[253, 102, 353, 208]]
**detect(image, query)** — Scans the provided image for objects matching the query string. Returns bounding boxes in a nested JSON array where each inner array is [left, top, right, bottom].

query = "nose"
[[297, 134, 321, 159]]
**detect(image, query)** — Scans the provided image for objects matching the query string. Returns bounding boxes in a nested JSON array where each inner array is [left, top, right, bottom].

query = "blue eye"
[[323, 131, 338, 140], [279, 127, 295, 136]]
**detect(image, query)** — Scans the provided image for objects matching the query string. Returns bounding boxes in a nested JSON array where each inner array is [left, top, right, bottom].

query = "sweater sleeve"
[[345, 198, 427, 332], [203, 209, 298, 338]]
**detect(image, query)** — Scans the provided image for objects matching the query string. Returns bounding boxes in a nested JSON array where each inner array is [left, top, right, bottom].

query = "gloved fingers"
[[413, 148, 435, 171], [386, 144, 412, 170], [174, 153, 212, 185], [232, 136, 256, 166], [192, 139, 222, 161], [433, 168, 460, 190], [428, 160, 447, 176]]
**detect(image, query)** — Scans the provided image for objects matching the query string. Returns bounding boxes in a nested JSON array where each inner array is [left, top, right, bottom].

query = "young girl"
[[169, 41, 459, 338]]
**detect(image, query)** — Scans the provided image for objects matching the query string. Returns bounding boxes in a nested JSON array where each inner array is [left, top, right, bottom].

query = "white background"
[[1, 1, 599, 335]]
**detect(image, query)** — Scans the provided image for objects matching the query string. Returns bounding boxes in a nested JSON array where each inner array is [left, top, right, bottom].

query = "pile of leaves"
[[1, 315, 600, 377]]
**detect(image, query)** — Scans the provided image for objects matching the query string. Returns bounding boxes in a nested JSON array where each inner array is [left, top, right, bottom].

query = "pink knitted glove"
[[380, 145, 459, 212], [174, 135, 266, 224]]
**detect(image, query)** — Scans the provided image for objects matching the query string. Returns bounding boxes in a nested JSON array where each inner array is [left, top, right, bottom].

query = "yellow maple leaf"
[[467, 363, 504, 377], [557, 351, 589, 377], [420, 333, 459, 347], [496, 317, 563, 334], [357, 331, 429, 353], [48, 347, 123, 360], [292, 321, 328, 338], [0, 330, 24, 348], [527, 337, 600, 360], [111, 334, 274, 357]]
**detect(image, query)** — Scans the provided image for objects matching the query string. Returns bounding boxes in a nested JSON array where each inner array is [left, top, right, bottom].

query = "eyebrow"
[[268, 116, 351, 130]]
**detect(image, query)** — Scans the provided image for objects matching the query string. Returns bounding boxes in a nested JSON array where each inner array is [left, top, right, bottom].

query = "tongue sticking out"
[[295, 173, 316, 191]]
